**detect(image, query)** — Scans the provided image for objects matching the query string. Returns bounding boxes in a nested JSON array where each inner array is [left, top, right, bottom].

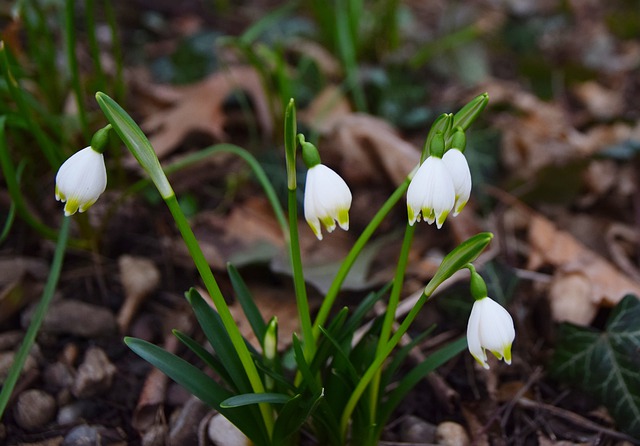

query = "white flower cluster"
[[407, 149, 471, 229]]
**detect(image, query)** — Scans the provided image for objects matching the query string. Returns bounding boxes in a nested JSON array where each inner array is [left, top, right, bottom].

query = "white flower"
[[466, 296, 515, 369], [304, 164, 352, 240], [406, 156, 455, 228], [442, 149, 471, 216], [55, 146, 107, 216]]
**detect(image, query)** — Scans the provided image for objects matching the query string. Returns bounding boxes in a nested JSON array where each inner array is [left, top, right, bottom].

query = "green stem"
[[0, 217, 71, 419], [367, 223, 415, 434], [287, 188, 315, 359], [163, 195, 274, 437], [64, 0, 89, 140], [312, 177, 410, 336], [340, 289, 431, 440]]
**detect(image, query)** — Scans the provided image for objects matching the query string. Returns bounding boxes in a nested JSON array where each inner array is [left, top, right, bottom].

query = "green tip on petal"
[[407, 205, 417, 226], [320, 215, 336, 233], [337, 209, 349, 230], [503, 344, 512, 364], [63, 200, 80, 216], [436, 209, 449, 229]]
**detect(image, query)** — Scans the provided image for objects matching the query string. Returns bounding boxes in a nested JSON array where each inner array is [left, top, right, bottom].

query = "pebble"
[[208, 413, 250, 446], [399, 415, 437, 443], [72, 347, 117, 398], [22, 300, 117, 338], [0, 350, 38, 384], [44, 362, 75, 390], [63, 425, 100, 446], [14, 389, 56, 430], [435, 421, 470, 446], [57, 401, 99, 425]]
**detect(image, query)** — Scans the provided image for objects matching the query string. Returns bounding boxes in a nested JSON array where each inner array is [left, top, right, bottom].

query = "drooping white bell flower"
[[442, 148, 471, 216], [466, 296, 515, 369], [406, 156, 455, 228], [55, 146, 107, 216], [304, 164, 352, 240]]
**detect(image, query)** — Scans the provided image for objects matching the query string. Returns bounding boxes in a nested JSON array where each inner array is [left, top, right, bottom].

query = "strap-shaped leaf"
[[379, 325, 435, 391], [341, 283, 391, 338], [221, 392, 291, 408], [227, 263, 267, 342], [376, 336, 467, 437], [125, 336, 263, 442], [185, 288, 252, 393], [172, 329, 234, 387], [273, 389, 324, 444]]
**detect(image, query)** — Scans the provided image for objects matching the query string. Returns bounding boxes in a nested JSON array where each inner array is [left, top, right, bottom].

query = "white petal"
[[303, 164, 352, 239], [442, 149, 471, 216], [467, 299, 489, 369], [55, 147, 107, 215], [422, 157, 455, 229], [477, 297, 515, 354], [407, 160, 431, 225]]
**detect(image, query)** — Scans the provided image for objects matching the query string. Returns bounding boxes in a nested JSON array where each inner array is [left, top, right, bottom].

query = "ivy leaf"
[[550, 295, 640, 437]]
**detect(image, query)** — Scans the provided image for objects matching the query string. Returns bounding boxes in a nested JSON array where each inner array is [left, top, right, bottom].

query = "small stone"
[[44, 362, 75, 390], [57, 401, 99, 425], [23, 300, 117, 338], [435, 421, 470, 446], [14, 389, 56, 430], [141, 424, 167, 446], [63, 425, 100, 446], [208, 413, 251, 446], [72, 347, 117, 398], [0, 350, 38, 384], [400, 415, 437, 443]]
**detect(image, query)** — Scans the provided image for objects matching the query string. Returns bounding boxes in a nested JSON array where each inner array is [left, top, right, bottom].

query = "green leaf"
[[227, 263, 267, 343], [451, 92, 489, 132], [550, 295, 640, 437], [375, 336, 467, 438], [125, 337, 265, 443], [273, 389, 324, 444], [185, 288, 253, 393], [172, 329, 234, 387], [424, 232, 493, 297], [221, 392, 291, 408]]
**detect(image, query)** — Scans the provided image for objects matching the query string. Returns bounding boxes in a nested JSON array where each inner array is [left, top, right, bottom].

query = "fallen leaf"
[[527, 212, 640, 323], [134, 66, 273, 160]]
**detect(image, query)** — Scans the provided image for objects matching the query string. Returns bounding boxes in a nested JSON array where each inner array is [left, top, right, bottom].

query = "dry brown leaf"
[[0, 257, 48, 324], [316, 113, 420, 186], [487, 80, 638, 179], [572, 81, 624, 121], [527, 212, 640, 323], [135, 66, 273, 159], [117, 255, 161, 332]]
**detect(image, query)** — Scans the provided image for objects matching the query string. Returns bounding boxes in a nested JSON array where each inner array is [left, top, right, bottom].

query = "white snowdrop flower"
[[304, 164, 352, 240], [55, 146, 107, 216], [466, 296, 515, 369], [406, 156, 455, 228], [442, 148, 471, 216]]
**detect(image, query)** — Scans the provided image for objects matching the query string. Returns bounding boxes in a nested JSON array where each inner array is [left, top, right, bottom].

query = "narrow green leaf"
[[227, 263, 267, 342], [125, 336, 265, 443], [172, 329, 234, 387], [185, 288, 253, 393], [292, 335, 321, 395], [273, 389, 324, 443], [221, 392, 291, 408], [550, 295, 640, 437], [379, 325, 435, 391], [376, 336, 467, 436], [342, 283, 391, 337], [424, 232, 493, 297]]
